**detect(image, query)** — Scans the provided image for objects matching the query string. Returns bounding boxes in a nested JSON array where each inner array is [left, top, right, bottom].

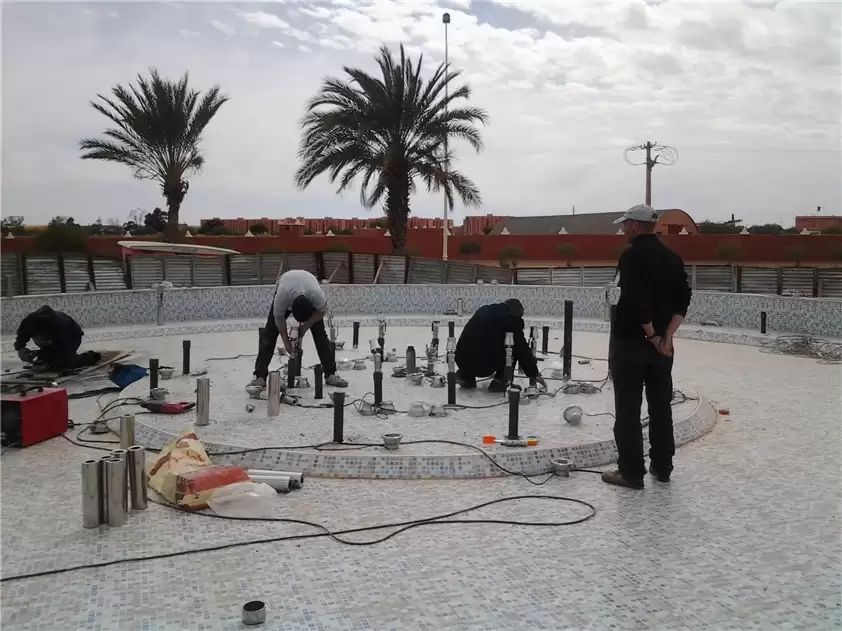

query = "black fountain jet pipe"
[[541, 325, 549, 355], [562, 300, 573, 380], [373, 353, 383, 406], [352, 322, 360, 349], [332, 391, 345, 443], [149, 358, 159, 391], [182, 340, 191, 375], [506, 388, 520, 440], [314, 365, 323, 399], [760, 311, 767, 335]]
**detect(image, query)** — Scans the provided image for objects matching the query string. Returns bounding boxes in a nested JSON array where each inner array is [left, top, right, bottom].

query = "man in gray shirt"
[[248, 270, 348, 389]]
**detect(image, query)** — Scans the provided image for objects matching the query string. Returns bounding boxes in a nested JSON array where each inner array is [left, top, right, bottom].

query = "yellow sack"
[[148, 431, 213, 504]]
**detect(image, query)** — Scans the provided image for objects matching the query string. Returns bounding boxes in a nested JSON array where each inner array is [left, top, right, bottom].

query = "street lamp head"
[[443, 12, 451, 24]]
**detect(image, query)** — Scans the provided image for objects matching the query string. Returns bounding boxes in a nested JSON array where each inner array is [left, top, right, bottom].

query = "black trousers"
[[610, 336, 675, 480], [34, 338, 97, 372], [455, 345, 514, 383], [253, 305, 336, 379]]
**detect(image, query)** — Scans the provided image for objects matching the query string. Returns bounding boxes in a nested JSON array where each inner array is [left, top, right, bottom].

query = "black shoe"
[[487, 379, 507, 393], [601, 469, 644, 489], [648, 464, 671, 483], [455, 371, 476, 389]]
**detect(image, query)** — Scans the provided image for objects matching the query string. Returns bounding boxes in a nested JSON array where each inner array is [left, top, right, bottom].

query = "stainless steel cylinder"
[[267, 371, 282, 417], [98, 455, 110, 523], [248, 469, 304, 489], [81, 459, 101, 528], [249, 474, 292, 493], [119, 414, 136, 449], [196, 377, 210, 426], [110, 449, 129, 513], [127, 445, 148, 510], [242, 601, 267, 626], [105, 458, 127, 527]]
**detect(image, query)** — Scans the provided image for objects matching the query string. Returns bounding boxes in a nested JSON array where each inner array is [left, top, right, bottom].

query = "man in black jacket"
[[602, 204, 692, 490], [455, 299, 547, 393], [14, 305, 100, 372]]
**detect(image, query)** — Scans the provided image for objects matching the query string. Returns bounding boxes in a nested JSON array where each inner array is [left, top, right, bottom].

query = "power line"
[[624, 141, 678, 206]]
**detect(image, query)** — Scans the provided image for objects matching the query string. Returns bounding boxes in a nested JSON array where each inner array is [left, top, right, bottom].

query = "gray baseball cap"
[[614, 204, 659, 224]]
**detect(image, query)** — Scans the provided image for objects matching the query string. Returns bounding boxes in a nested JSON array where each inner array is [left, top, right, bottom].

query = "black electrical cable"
[[0, 492, 595, 583]]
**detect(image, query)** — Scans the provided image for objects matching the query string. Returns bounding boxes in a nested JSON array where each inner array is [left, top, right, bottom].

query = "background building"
[[486, 209, 697, 235]]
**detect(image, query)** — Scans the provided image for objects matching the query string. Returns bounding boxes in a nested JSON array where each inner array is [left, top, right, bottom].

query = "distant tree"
[[324, 242, 349, 253], [1, 215, 27, 236], [555, 242, 577, 267], [79, 68, 229, 240], [87, 218, 104, 235], [198, 218, 224, 234], [822, 226, 842, 235], [698, 221, 741, 235], [498, 245, 524, 270], [37, 218, 87, 252], [336, 228, 354, 236], [482, 225, 493, 235], [715, 242, 742, 265], [785, 246, 807, 267], [748, 223, 785, 235], [249, 223, 269, 235], [144, 208, 168, 233], [458, 241, 482, 260]]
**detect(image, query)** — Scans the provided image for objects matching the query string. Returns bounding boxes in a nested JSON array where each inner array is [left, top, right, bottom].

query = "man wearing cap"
[[602, 204, 692, 489], [247, 269, 348, 391], [455, 298, 547, 393]]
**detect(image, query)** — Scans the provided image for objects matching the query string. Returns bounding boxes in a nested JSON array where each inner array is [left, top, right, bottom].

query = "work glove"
[[17, 348, 35, 363]]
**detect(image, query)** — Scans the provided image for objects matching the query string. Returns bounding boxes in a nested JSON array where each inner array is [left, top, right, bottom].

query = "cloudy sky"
[[2, 0, 840, 228]]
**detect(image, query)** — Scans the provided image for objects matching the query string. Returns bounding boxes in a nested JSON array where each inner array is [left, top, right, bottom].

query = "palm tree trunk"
[[164, 199, 181, 242], [385, 165, 410, 252]]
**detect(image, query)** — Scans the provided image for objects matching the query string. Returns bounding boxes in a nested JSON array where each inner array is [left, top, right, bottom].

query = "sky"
[[2, 0, 840, 228]]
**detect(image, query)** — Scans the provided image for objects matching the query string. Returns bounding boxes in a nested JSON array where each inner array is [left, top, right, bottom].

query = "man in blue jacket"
[[455, 299, 546, 393], [14, 305, 100, 372]]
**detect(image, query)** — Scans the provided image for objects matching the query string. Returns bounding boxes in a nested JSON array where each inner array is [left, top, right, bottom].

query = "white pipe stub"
[[550, 458, 574, 477], [242, 600, 267, 626]]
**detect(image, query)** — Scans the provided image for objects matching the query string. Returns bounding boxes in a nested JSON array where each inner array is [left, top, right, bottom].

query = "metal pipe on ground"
[[127, 445, 148, 510], [110, 449, 129, 514], [267, 371, 282, 417], [196, 377, 210, 426], [105, 459, 127, 527], [506, 388, 520, 440], [119, 414, 135, 449], [248, 474, 292, 493], [352, 322, 360, 349], [333, 391, 345, 443], [182, 340, 191, 375], [149, 358, 159, 391], [81, 459, 101, 529], [541, 325, 549, 354], [314, 365, 323, 399], [247, 469, 304, 489]]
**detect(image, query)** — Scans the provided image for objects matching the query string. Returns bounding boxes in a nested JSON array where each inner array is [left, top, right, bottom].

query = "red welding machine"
[[0, 387, 69, 447]]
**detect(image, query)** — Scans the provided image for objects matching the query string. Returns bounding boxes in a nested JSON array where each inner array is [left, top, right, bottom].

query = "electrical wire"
[[759, 335, 842, 364], [0, 492, 596, 583]]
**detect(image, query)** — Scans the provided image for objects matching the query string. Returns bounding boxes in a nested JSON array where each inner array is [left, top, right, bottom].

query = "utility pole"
[[441, 12, 451, 261], [624, 141, 678, 206]]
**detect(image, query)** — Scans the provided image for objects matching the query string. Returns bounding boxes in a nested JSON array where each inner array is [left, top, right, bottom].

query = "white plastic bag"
[[207, 482, 279, 518]]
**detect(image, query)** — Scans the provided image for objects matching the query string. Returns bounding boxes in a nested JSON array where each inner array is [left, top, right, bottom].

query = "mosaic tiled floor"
[[1, 328, 840, 630]]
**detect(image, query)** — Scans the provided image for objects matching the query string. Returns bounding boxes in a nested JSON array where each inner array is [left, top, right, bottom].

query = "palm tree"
[[296, 44, 488, 251], [79, 68, 229, 240]]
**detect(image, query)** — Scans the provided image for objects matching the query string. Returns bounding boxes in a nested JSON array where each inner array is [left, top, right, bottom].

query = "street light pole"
[[442, 12, 450, 261]]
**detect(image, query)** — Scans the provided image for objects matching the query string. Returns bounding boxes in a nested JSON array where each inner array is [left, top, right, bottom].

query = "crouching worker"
[[14, 305, 101, 372], [247, 270, 348, 390], [455, 298, 547, 393]]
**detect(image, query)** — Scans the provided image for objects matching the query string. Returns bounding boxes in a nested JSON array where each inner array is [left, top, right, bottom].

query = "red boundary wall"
[[1, 232, 841, 265]]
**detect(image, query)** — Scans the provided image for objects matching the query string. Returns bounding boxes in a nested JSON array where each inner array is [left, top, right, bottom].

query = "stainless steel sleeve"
[[248, 469, 304, 489], [127, 445, 148, 510], [105, 458, 127, 527], [81, 459, 102, 528], [110, 449, 129, 513], [267, 371, 282, 417], [196, 377, 210, 426], [120, 414, 136, 449], [248, 474, 292, 493]]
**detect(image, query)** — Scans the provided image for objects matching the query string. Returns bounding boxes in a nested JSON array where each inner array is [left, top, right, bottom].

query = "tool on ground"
[[140, 401, 196, 415]]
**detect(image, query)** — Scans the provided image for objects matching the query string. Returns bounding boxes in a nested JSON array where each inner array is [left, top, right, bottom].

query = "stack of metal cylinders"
[[82, 444, 148, 529]]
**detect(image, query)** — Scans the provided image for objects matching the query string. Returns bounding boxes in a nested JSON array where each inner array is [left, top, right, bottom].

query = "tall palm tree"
[[296, 44, 488, 251], [79, 68, 229, 240]]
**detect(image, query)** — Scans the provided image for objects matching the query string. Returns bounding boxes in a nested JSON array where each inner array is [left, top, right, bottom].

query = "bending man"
[[248, 270, 348, 390], [602, 204, 692, 490], [455, 299, 546, 393], [14, 305, 100, 372]]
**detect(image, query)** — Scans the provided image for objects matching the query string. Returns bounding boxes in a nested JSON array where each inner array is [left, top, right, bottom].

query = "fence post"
[[189, 257, 196, 287], [546, 268, 552, 285], [776, 268, 783, 295], [223, 255, 232, 286], [86, 255, 96, 291], [347, 253, 355, 284], [124, 255, 133, 289], [691, 265, 697, 290], [57, 254, 67, 293], [579, 266, 585, 287], [315, 252, 325, 281], [735, 266, 742, 293], [442, 261, 448, 284], [372, 255, 380, 284], [812, 268, 819, 298], [256, 253, 263, 284], [16, 253, 26, 295], [403, 256, 411, 283], [472, 265, 478, 283]]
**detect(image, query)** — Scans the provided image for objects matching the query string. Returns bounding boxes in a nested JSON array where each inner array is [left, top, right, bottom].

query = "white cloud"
[[1, 0, 839, 227], [211, 19, 235, 37], [238, 11, 290, 30]]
